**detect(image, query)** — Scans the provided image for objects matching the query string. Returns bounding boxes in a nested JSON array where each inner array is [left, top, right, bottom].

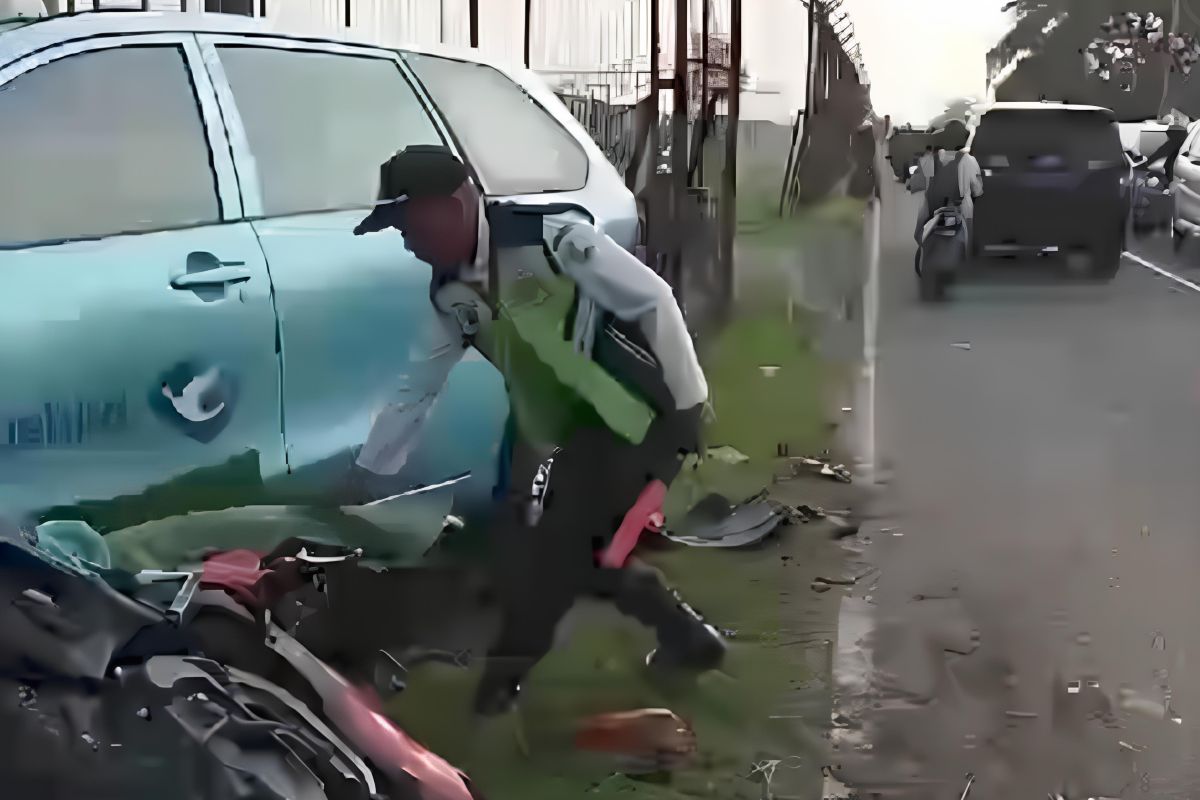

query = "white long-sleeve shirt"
[[957, 151, 984, 219]]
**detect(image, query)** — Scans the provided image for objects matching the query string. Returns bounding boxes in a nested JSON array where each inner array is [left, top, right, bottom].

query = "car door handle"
[[170, 264, 251, 289]]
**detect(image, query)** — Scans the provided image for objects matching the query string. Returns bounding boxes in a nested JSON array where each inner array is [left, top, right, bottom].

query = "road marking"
[[1123, 250, 1200, 293], [860, 189, 882, 483]]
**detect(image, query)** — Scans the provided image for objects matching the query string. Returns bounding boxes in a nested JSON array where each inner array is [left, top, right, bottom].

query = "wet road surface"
[[837, 179, 1200, 799]]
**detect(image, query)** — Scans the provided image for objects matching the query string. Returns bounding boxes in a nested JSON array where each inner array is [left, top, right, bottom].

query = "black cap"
[[354, 144, 470, 235]]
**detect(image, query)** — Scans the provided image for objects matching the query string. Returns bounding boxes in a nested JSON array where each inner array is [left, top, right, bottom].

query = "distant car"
[[970, 102, 1126, 279], [0, 10, 638, 530]]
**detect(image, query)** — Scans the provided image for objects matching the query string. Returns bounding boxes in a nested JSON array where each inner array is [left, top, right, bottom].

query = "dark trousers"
[[475, 405, 710, 711]]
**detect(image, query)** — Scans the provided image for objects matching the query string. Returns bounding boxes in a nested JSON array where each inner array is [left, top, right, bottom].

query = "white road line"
[[860, 179, 882, 484], [1123, 250, 1200, 293]]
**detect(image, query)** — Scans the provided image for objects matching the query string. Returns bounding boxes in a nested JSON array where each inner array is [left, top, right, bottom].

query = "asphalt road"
[[837, 178, 1200, 799]]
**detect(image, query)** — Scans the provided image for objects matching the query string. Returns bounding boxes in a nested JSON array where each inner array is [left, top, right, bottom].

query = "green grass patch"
[[387, 533, 819, 800], [387, 293, 835, 799], [702, 314, 830, 465]]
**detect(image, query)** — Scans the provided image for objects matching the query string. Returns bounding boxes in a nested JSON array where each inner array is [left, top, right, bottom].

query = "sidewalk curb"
[[822, 158, 885, 799]]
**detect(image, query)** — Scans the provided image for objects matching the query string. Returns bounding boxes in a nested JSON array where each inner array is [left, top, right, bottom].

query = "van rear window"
[[973, 110, 1121, 167]]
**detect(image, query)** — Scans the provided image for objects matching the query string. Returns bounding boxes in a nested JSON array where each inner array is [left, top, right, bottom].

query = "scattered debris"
[[840, 406, 853, 413], [759, 365, 781, 378], [787, 454, 853, 483], [813, 576, 857, 588], [1141, 525, 1151, 537], [749, 756, 804, 796], [1119, 740, 1148, 753], [575, 709, 696, 773], [16, 685, 36, 709], [705, 445, 751, 465], [1004, 710, 1038, 719], [80, 732, 100, 752], [1067, 680, 1081, 694], [1152, 631, 1166, 650], [794, 504, 827, 521], [136, 707, 151, 720], [666, 492, 786, 549], [952, 341, 972, 350], [811, 569, 876, 594], [960, 772, 976, 800]]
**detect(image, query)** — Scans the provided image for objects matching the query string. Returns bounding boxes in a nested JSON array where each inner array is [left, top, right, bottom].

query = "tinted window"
[[972, 110, 1121, 167], [218, 47, 443, 217], [0, 46, 220, 245], [406, 54, 589, 195]]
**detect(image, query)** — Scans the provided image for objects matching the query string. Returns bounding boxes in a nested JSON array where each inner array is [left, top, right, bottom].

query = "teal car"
[[0, 9, 638, 531]]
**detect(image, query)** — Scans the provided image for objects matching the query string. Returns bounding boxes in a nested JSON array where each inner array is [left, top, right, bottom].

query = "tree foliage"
[[989, 1, 1200, 119]]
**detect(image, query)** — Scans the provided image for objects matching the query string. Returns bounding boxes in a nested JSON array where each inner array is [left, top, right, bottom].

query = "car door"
[[196, 35, 509, 508], [0, 35, 284, 531], [1171, 122, 1200, 232]]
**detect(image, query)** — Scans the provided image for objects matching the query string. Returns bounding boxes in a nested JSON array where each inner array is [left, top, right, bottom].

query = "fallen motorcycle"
[[0, 524, 483, 800]]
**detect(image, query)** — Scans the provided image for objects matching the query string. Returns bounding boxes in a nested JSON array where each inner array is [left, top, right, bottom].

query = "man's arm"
[[968, 157, 984, 198]]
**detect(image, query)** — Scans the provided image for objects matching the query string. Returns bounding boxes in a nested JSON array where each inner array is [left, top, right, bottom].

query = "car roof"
[[982, 101, 1116, 117], [0, 9, 510, 71]]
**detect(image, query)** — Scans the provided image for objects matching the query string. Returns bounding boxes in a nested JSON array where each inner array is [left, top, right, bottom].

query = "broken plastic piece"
[[575, 709, 696, 772], [790, 455, 852, 483], [667, 492, 785, 548], [952, 341, 972, 350], [705, 445, 750, 464]]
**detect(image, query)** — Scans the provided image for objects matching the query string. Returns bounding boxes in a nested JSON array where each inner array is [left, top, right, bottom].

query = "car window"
[[0, 45, 220, 245], [216, 46, 444, 217], [405, 54, 589, 195], [972, 110, 1121, 168]]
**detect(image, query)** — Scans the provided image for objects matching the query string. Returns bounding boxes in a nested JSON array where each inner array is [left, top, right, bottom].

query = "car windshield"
[[972, 110, 1121, 167]]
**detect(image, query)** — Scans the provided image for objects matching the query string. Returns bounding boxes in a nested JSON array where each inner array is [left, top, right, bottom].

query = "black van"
[[970, 103, 1127, 278]]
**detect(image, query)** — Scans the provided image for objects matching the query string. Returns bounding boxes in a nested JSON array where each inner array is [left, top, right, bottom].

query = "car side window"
[[405, 54, 589, 195], [0, 45, 221, 246], [216, 46, 444, 217]]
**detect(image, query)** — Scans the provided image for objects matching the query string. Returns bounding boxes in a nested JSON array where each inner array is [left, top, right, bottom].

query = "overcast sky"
[[843, 0, 1015, 124]]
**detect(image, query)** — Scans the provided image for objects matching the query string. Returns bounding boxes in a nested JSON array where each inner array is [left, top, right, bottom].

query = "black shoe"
[[647, 601, 727, 672]]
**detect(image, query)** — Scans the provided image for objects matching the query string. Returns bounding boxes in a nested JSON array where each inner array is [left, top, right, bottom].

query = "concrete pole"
[[720, 0, 741, 305], [650, 0, 660, 97], [524, 0, 533, 68], [670, 0, 689, 296], [698, 0, 709, 186]]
